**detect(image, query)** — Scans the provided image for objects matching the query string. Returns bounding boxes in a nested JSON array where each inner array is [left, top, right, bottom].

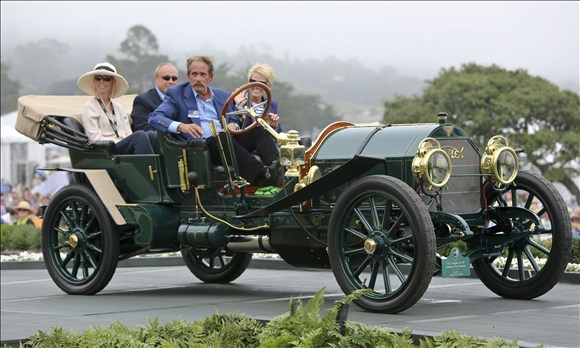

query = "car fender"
[[59, 168, 127, 225]]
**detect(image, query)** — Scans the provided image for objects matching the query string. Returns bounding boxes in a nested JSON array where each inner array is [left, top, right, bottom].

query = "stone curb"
[[1, 257, 579, 284]]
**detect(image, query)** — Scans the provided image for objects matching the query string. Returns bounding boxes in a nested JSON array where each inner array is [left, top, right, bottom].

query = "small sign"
[[442, 247, 471, 277], [188, 110, 200, 119]]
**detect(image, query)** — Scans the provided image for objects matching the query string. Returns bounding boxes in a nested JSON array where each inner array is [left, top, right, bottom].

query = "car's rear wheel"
[[473, 171, 572, 299], [328, 175, 436, 313], [181, 248, 252, 283], [42, 184, 119, 295]]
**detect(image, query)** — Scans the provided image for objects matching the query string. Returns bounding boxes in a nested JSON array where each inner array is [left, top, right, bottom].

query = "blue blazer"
[[148, 82, 234, 139]]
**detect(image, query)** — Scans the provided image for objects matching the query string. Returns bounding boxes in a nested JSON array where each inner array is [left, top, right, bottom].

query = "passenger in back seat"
[[78, 62, 155, 155], [131, 63, 179, 132]]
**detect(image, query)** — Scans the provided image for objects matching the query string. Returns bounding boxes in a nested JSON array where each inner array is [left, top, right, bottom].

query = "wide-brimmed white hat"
[[15, 201, 33, 212], [77, 62, 129, 99]]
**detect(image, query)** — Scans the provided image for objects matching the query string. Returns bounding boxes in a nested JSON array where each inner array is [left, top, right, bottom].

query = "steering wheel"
[[221, 82, 272, 136]]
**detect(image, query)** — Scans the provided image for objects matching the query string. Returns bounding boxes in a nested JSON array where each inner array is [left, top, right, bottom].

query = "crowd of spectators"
[[1, 177, 51, 226]]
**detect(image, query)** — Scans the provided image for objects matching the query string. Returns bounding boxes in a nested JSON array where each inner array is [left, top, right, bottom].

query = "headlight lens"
[[428, 151, 451, 186], [412, 138, 452, 189], [480, 136, 519, 187], [497, 149, 518, 183]]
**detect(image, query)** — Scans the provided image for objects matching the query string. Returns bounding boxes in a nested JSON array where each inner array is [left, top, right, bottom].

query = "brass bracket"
[[178, 149, 190, 192]]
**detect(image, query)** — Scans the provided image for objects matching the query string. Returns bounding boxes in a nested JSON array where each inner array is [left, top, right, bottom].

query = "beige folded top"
[[16, 94, 136, 141], [18, 94, 136, 123]]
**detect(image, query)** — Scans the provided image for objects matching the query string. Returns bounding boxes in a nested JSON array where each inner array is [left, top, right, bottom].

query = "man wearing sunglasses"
[[131, 63, 179, 132]]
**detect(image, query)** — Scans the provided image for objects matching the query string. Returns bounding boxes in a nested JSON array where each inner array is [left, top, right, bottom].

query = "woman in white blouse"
[[77, 62, 155, 154]]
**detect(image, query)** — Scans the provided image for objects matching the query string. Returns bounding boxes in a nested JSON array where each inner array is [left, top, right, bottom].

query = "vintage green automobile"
[[16, 83, 572, 313]]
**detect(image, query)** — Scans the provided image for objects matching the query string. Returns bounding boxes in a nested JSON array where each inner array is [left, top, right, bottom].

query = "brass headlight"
[[412, 138, 452, 189], [480, 135, 519, 188]]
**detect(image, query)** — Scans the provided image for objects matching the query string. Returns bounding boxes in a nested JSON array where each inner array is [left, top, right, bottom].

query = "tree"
[[383, 63, 580, 202], [1, 59, 21, 113], [106, 25, 171, 93], [9, 38, 69, 94]]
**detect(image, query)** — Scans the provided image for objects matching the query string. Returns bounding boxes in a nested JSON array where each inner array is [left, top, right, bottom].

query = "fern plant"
[[10, 289, 539, 348]]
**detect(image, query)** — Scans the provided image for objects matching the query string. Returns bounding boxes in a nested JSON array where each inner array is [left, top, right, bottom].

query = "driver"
[[229, 63, 283, 163], [148, 56, 280, 186]]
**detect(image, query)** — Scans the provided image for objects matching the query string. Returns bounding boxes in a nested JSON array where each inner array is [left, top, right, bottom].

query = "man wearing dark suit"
[[131, 63, 179, 132], [148, 56, 279, 186]]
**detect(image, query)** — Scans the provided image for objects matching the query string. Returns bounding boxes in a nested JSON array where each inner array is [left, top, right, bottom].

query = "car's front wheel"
[[473, 171, 572, 299], [328, 175, 436, 313]]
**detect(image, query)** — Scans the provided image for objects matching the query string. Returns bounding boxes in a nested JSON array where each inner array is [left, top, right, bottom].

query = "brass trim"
[[194, 187, 269, 231], [178, 149, 190, 192], [443, 125, 454, 137], [148, 165, 157, 181], [302, 121, 354, 177], [412, 138, 452, 190], [480, 136, 519, 188], [68, 234, 78, 249], [295, 165, 322, 212], [364, 238, 377, 254]]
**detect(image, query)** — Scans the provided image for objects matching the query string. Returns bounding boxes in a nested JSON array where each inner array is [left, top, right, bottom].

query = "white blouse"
[[82, 97, 133, 143]]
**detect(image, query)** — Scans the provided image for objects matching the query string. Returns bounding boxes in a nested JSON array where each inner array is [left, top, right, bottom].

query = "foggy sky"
[[1, 1, 578, 89]]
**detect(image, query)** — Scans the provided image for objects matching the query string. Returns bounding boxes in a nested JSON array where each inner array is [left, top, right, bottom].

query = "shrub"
[[437, 241, 467, 257], [570, 237, 580, 264], [0, 224, 41, 251], [529, 238, 552, 259], [420, 330, 521, 348]]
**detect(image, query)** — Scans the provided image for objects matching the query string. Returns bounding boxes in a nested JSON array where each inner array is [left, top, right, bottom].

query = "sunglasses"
[[94, 75, 113, 82], [160, 75, 178, 81], [249, 78, 269, 85]]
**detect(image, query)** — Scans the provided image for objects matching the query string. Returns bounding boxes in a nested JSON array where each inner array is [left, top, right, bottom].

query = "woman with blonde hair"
[[78, 62, 155, 154], [233, 63, 282, 132], [228, 63, 283, 176]]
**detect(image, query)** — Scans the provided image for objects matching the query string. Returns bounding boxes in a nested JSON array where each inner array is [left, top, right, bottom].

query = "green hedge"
[[570, 237, 580, 263], [0, 224, 41, 252], [6, 289, 528, 348]]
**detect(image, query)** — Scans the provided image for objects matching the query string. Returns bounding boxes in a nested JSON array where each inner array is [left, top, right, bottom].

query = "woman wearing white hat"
[[78, 62, 155, 154]]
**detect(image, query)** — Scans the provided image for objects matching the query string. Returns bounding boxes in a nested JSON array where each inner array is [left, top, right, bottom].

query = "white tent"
[[1, 111, 66, 188], [1, 121, 29, 144]]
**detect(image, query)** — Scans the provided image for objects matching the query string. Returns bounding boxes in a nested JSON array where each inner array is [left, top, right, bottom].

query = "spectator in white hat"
[[78, 62, 155, 154]]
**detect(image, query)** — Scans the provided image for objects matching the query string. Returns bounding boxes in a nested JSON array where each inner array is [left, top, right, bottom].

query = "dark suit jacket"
[[148, 82, 233, 139], [131, 88, 163, 132]]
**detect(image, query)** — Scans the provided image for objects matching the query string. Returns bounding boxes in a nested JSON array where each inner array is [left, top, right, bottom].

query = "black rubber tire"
[[42, 184, 119, 295], [473, 171, 572, 299], [181, 248, 252, 283], [328, 175, 436, 313]]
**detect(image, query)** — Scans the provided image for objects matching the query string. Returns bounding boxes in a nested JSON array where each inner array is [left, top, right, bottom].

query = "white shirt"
[[82, 97, 133, 142]]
